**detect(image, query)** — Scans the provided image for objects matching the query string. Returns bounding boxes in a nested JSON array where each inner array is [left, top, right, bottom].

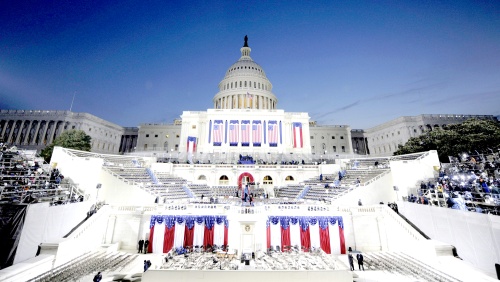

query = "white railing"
[[337, 205, 426, 241], [66, 205, 111, 240]]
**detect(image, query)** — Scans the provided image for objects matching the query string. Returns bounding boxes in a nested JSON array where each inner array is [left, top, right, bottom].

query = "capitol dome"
[[213, 36, 278, 110]]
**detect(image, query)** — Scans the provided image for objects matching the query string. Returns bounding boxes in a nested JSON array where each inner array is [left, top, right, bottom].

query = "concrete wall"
[[390, 150, 440, 200], [98, 169, 156, 205], [51, 146, 104, 199], [399, 201, 500, 277], [332, 172, 395, 207], [14, 201, 92, 264], [143, 269, 352, 282]]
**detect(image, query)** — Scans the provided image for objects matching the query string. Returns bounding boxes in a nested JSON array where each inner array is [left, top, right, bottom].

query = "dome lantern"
[[240, 35, 251, 60]]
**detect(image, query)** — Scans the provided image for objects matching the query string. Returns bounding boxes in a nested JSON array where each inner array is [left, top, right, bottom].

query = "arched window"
[[219, 175, 229, 185], [263, 175, 273, 185], [198, 175, 207, 180], [285, 175, 294, 181]]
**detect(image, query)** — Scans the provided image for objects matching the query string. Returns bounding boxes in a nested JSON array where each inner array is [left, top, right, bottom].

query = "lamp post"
[[96, 183, 102, 206]]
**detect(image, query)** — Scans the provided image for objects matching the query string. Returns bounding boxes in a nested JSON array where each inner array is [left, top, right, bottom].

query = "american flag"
[[241, 120, 250, 146], [246, 92, 253, 99], [268, 121, 278, 146], [229, 120, 239, 146], [293, 122, 303, 148], [252, 120, 262, 146], [213, 120, 223, 146], [187, 136, 196, 153]]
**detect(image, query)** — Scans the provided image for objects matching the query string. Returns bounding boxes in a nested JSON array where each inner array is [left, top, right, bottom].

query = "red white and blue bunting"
[[266, 216, 345, 254], [148, 215, 228, 254]]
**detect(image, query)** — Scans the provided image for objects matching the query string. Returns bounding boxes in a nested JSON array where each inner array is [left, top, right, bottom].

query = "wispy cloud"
[[314, 101, 361, 119], [424, 89, 500, 105], [313, 81, 447, 121]]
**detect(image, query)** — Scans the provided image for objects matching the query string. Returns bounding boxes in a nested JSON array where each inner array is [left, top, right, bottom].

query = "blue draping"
[[149, 215, 157, 229], [205, 216, 215, 230], [195, 216, 204, 225], [318, 217, 329, 230], [309, 217, 318, 225], [269, 216, 280, 225], [150, 215, 228, 229], [265, 216, 344, 231], [165, 216, 175, 229], [299, 217, 309, 231], [327, 216, 344, 229], [280, 216, 291, 230], [216, 216, 225, 225], [215, 216, 229, 228], [185, 216, 195, 229], [156, 216, 164, 224], [176, 217, 185, 225]]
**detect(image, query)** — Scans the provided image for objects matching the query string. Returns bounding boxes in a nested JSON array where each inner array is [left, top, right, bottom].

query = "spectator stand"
[[409, 150, 500, 215], [0, 146, 84, 205]]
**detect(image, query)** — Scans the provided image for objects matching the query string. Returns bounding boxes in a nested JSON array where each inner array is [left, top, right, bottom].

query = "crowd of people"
[[410, 151, 500, 215], [0, 143, 81, 205]]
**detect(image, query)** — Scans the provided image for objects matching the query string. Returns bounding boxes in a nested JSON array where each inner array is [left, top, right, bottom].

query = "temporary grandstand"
[[0, 147, 498, 282]]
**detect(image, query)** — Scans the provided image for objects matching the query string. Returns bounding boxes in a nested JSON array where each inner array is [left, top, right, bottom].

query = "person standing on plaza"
[[144, 239, 149, 254], [356, 253, 365, 271], [348, 253, 355, 271], [138, 239, 144, 253], [93, 272, 102, 282]]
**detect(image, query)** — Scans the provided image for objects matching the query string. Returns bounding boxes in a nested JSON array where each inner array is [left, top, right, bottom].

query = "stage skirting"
[[267, 216, 346, 254], [148, 215, 228, 254], [147, 215, 345, 255]]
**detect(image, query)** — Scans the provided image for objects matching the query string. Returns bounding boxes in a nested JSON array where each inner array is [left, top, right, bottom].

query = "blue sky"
[[1, 0, 499, 129]]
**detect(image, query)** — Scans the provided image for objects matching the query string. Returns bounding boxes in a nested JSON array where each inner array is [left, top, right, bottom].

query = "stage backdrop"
[[148, 215, 228, 253], [267, 216, 345, 254]]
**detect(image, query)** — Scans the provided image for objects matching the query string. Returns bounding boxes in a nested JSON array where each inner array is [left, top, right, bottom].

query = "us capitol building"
[[0, 37, 497, 160]]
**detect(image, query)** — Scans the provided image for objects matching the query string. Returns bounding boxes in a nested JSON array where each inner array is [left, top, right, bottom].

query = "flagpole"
[[69, 91, 76, 112]]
